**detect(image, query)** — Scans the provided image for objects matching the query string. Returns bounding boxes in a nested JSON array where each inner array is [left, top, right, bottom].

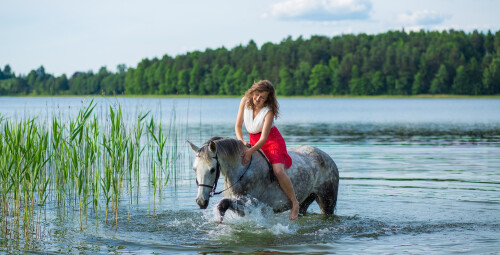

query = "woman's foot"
[[289, 203, 299, 220]]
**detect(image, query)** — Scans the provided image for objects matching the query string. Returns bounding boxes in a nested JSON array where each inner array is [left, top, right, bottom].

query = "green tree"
[[124, 69, 138, 94], [429, 64, 450, 94], [308, 63, 331, 95], [395, 72, 411, 95], [199, 73, 213, 95], [232, 68, 246, 95], [277, 66, 293, 96], [144, 63, 157, 94], [293, 61, 311, 95], [217, 65, 233, 95], [349, 65, 364, 95], [467, 58, 482, 95], [55, 74, 69, 93], [329, 57, 342, 95], [161, 66, 177, 94], [134, 60, 149, 94], [117, 64, 127, 73], [188, 62, 201, 94], [482, 58, 500, 94], [245, 65, 261, 92], [412, 71, 423, 95], [452, 65, 468, 94], [370, 71, 385, 95], [385, 75, 396, 95], [176, 69, 190, 94], [3, 30, 500, 96], [101, 75, 117, 95], [339, 53, 354, 84], [0, 78, 28, 95], [3, 65, 12, 76]]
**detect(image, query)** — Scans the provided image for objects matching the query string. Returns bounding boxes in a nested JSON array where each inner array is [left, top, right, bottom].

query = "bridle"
[[196, 153, 253, 197]]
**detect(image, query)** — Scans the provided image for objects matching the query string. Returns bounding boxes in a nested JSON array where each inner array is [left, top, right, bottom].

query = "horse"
[[187, 137, 339, 221]]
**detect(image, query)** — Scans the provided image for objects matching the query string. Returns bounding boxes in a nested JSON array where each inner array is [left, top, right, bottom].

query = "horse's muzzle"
[[196, 198, 209, 209]]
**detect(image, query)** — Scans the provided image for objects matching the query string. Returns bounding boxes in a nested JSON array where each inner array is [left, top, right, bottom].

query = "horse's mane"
[[199, 137, 246, 162]]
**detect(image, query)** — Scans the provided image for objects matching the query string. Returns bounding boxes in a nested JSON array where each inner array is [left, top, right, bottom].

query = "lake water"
[[1, 97, 500, 254]]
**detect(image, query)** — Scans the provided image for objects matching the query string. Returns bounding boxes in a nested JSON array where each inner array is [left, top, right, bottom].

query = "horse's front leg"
[[217, 198, 246, 222]]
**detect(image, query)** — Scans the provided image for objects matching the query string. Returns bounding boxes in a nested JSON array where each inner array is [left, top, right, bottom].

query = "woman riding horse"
[[189, 81, 339, 222], [235, 80, 299, 220]]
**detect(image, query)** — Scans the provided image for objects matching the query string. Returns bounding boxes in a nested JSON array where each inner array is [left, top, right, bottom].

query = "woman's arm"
[[242, 110, 274, 164], [235, 97, 250, 147]]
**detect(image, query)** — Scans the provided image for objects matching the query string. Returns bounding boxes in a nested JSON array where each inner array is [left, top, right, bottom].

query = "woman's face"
[[252, 90, 269, 108]]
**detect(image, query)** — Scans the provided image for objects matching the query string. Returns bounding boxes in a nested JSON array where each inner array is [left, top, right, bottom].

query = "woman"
[[235, 80, 299, 220]]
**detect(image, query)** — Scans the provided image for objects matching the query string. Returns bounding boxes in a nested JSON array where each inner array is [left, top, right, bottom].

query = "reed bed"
[[0, 99, 186, 240]]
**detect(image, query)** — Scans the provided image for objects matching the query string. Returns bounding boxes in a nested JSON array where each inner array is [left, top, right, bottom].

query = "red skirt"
[[249, 126, 292, 169]]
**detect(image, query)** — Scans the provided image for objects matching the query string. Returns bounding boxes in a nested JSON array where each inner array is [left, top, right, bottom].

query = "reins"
[[196, 153, 254, 197], [196, 154, 221, 192]]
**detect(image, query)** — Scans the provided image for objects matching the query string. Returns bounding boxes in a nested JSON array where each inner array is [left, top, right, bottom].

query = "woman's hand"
[[242, 141, 251, 148], [241, 149, 253, 165]]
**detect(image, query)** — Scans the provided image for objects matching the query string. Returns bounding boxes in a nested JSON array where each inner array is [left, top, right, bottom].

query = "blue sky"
[[1, 0, 499, 76]]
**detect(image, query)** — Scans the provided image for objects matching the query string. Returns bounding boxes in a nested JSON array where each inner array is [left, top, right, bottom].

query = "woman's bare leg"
[[273, 163, 299, 220]]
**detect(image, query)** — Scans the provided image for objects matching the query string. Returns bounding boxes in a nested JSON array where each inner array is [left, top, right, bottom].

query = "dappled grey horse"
[[188, 137, 339, 221]]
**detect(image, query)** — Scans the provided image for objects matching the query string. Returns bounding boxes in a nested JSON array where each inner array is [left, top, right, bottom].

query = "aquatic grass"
[[64, 99, 97, 231], [89, 115, 101, 221], [146, 118, 170, 216], [0, 98, 186, 240], [0, 117, 51, 239], [146, 119, 157, 215], [102, 104, 132, 228], [126, 111, 148, 220], [51, 116, 65, 207], [166, 106, 184, 188]]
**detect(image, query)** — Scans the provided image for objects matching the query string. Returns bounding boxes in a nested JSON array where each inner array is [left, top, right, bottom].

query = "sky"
[[1, 0, 499, 77]]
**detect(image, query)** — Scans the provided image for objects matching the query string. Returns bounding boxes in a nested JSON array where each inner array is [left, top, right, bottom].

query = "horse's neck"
[[220, 153, 268, 186], [220, 159, 244, 185]]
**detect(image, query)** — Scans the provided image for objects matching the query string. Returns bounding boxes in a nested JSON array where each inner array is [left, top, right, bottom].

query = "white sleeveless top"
[[244, 105, 274, 134]]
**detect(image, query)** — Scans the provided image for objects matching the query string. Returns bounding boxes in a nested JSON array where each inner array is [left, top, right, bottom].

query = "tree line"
[[1, 29, 500, 96]]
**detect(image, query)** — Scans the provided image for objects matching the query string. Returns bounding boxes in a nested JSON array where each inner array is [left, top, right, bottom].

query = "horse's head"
[[188, 139, 220, 209], [188, 137, 246, 209]]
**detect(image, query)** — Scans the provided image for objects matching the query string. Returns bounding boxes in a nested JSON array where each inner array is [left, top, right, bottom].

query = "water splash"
[[200, 198, 298, 241]]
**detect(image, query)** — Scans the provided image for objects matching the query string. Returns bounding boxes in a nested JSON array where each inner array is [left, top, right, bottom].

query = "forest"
[[1, 29, 500, 96]]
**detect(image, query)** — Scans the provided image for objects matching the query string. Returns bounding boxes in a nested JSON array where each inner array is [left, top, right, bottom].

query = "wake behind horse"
[[188, 137, 339, 220]]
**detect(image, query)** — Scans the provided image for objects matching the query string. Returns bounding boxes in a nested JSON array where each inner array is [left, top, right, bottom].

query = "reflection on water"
[[1, 97, 500, 254], [284, 122, 500, 146]]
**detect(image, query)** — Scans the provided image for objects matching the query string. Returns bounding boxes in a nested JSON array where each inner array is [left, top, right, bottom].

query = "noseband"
[[196, 153, 253, 197], [196, 154, 221, 196]]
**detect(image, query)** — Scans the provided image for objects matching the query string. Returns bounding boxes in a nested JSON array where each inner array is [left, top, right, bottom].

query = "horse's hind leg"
[[299, 193, 317, 215], [217, 198, 246, 222], [316, 184, 338, 215]]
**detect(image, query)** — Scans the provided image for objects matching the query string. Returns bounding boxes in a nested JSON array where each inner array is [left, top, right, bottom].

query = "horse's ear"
[[209, 141, 217, 154], [187, 140, 199, 153]]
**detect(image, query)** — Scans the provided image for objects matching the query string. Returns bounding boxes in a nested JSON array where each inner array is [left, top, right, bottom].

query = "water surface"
[[1, 97, 499, 254]]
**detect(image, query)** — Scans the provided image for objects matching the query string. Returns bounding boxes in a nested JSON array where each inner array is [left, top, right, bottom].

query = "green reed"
[[127, 111, 148, 220], [102, 105, 128, 228], [146, 118, 170, 216], [63, 99, 98, 230], [0, 116, 51, 239], [0, 99, 185, 240]]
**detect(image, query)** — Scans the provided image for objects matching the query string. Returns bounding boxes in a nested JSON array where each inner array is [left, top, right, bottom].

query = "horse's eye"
[[210, 167, 215, 173]]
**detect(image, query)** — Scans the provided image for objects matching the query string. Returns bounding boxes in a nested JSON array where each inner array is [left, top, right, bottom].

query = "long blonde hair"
[[244, 80, 279, 119]]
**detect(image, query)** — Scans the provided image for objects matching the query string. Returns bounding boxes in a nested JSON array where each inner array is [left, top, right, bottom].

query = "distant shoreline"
[[2, 94, 500, 99]]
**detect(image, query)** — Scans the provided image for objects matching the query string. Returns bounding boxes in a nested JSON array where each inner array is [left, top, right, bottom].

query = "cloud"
[[264, 0, 372, 21], [397, 10, 449, 26]]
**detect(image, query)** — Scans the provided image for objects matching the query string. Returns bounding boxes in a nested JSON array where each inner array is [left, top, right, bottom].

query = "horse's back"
[[289, 145, 338, 175], [288, 145, 339, 197]]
